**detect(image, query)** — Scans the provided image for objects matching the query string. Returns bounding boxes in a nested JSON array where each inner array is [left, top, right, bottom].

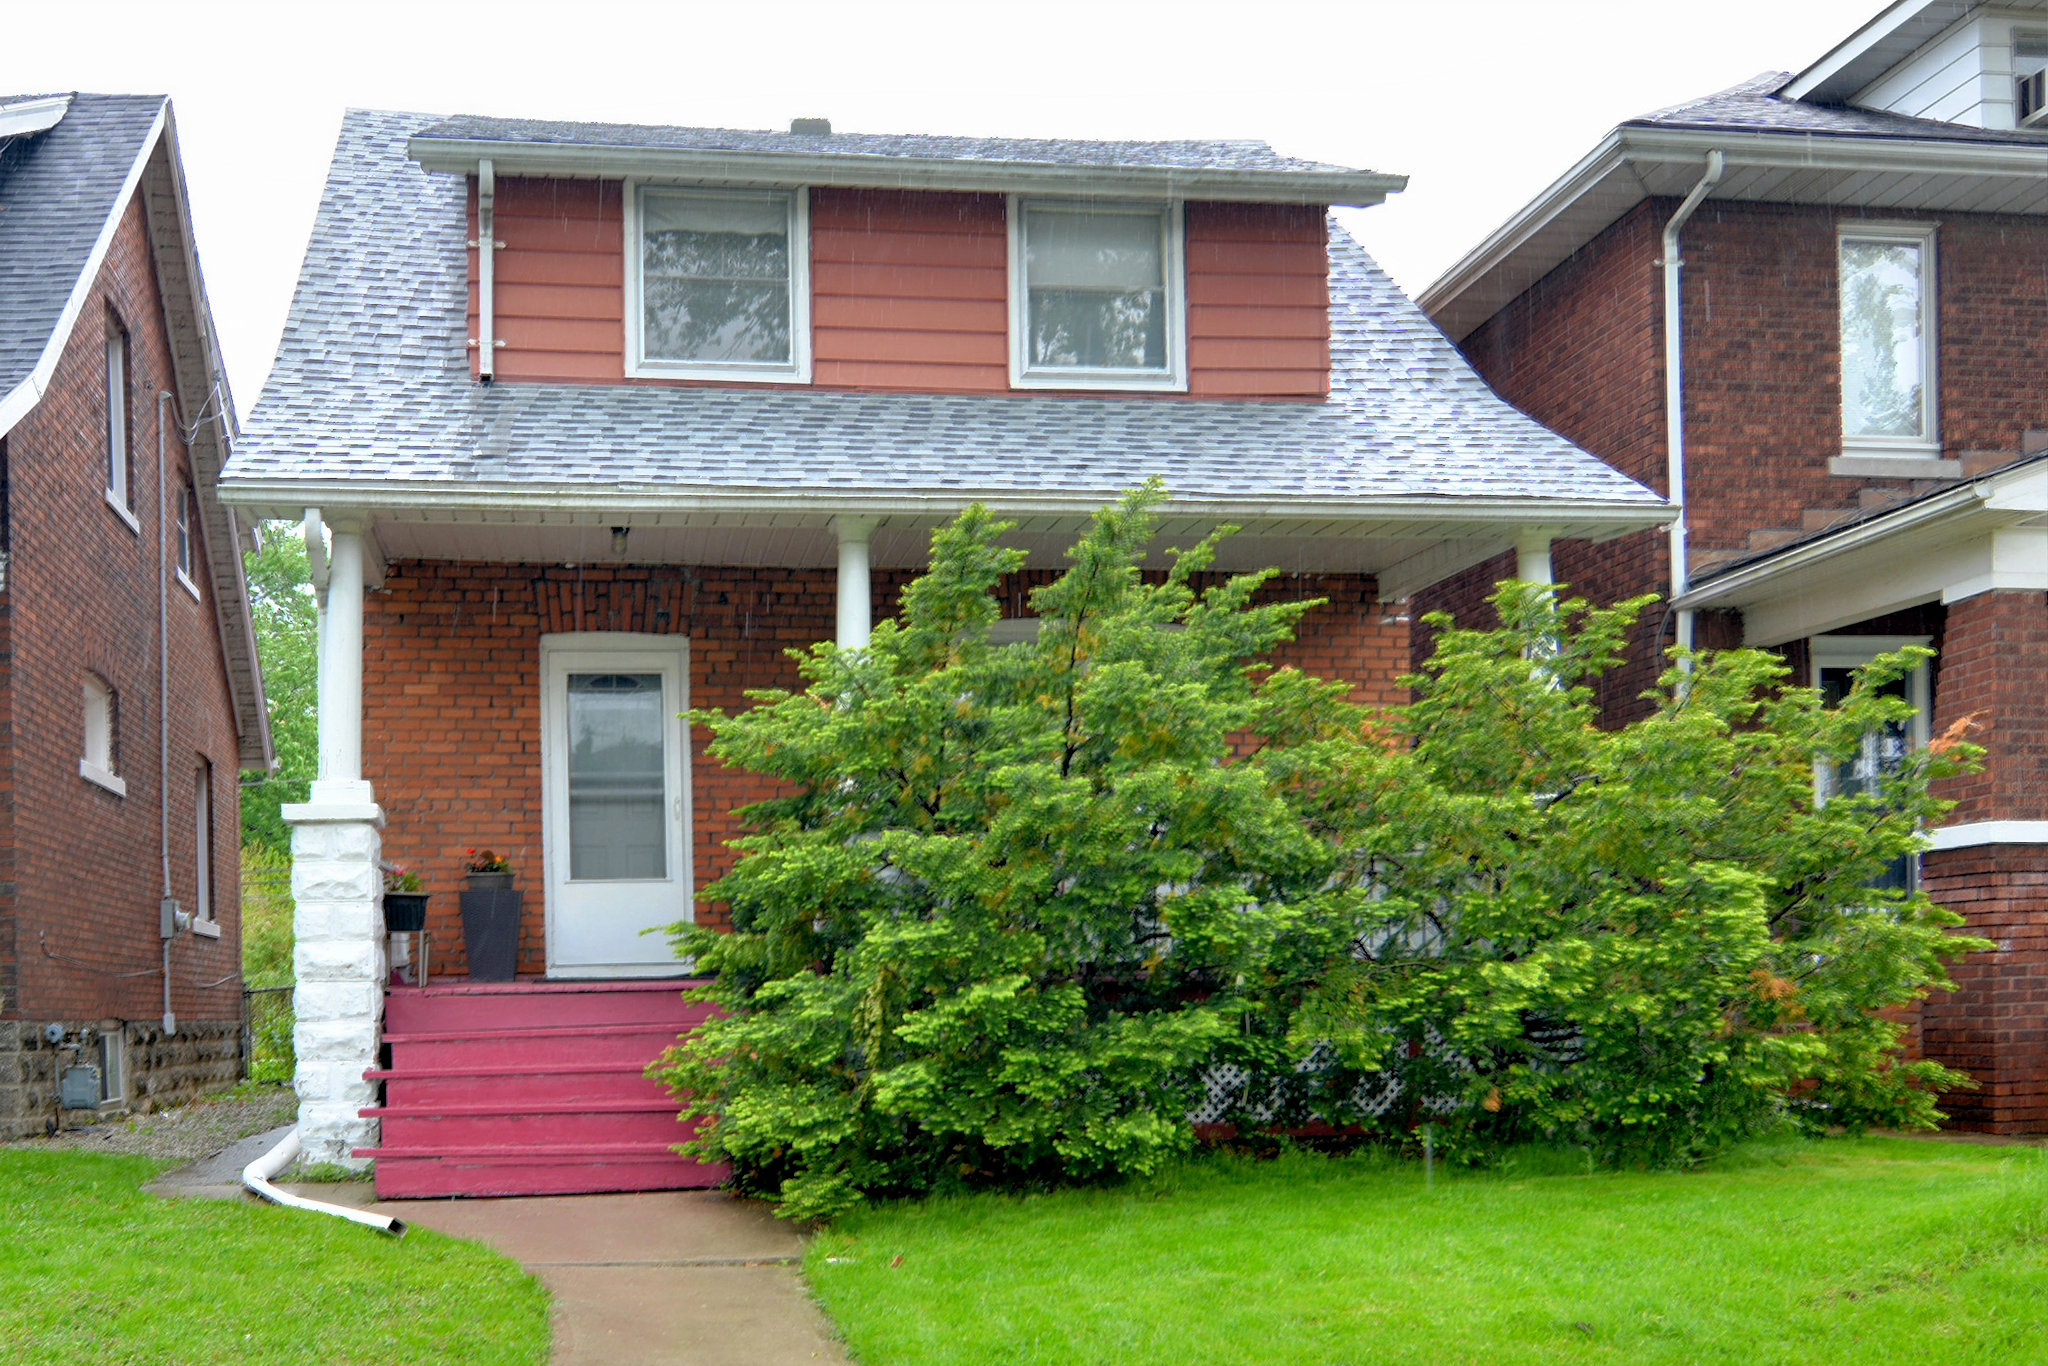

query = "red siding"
[[470, 178, 1328, 398]]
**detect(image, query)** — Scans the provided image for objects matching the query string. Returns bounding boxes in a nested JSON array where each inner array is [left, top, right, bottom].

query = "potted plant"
[[458, 848, 520, 981], [381, 864, 428, 933]]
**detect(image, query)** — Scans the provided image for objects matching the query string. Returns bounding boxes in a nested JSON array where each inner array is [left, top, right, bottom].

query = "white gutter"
[[1661, 151, 1724, 656], [473, 158, 498, 382], [242, 1128, 407, 1237], [406, 136, 1408, 207], [0, 94, 71, 138]]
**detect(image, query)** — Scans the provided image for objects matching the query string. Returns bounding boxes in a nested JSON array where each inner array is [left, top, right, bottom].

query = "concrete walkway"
[[288, 1183, 853, 1366]]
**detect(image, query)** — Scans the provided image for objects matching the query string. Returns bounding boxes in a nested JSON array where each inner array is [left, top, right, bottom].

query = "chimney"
[[789, 117, 832, 136]]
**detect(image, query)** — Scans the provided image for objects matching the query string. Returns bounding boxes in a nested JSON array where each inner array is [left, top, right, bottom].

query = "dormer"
[[405, 117, 1404, 401], [1785, 0, 2048, 130]]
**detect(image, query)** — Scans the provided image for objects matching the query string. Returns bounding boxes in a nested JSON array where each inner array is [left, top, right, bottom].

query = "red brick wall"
[[364, 562, 1406, 976], [1932, 591, 2048, 826], [0, 195, 244, 1025], [1919, 843, 2048, 1133]]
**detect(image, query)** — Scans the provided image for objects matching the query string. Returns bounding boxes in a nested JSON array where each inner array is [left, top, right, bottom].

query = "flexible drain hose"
[[241, 1128, 407, 1237]]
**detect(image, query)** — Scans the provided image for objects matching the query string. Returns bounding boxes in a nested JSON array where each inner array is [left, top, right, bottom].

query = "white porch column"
[[1514, 527, 1555, 587], [835, 516, 875, 649], [283, 514, 384, 1168]]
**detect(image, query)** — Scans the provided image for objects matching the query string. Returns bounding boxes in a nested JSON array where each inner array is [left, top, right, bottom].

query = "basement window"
[[81, 673, 125, 796], [1010, 199, 1186, 391], [626, 186, 811, 383], [1838, 225, 1939, 460]]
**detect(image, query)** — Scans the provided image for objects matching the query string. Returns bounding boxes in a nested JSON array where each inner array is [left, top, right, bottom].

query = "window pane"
[[641, 192, 792, 364], [566, 673, 667, 880], [1840, 239, 1926, 440], [1025, 208, 1169, 372]]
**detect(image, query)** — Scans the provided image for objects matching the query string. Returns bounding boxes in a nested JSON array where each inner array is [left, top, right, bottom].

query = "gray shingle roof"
[[1629, 71, 2048, 145], [229, 109, 1662, 516], [0, 93, 166, 410], [412, 114, 1359, 176]]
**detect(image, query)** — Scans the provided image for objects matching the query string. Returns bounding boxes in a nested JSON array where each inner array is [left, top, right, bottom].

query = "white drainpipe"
[[1661, 150, 1725, 657], [474, 158, 498, 381], [242, 1127, 406, 1237]]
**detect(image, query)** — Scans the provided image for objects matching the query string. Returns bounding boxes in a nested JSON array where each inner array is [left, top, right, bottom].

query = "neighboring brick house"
[[222, 110, 1668, 1194], [1418, 1, 2048, 1132], [0, 94, 272, 1136]]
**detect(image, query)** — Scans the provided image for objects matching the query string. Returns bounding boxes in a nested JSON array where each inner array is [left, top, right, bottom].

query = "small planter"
[[459, 878, 522, 981], [382, 892, 429, 934]]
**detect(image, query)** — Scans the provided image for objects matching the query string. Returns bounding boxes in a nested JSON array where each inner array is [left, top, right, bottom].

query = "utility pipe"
[[242, 1127, 407, 1237], [1661, 150, 1725, 658], [157, 391, 178, 1034]]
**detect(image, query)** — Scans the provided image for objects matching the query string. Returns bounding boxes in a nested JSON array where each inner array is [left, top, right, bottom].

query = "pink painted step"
[[359, 980, 725, 1199]]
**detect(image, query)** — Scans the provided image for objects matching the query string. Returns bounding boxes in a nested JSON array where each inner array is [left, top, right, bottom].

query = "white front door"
[[540, 634, 693, 976]]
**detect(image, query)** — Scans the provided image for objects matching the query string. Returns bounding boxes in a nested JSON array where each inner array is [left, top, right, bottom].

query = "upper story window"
[[104, 319, 135, 520], [175, 481, 199, 596], [625, 186, 812, 383], [2016, 31, 2048, 126], [1009, 200, 1186, 391], [81, 672, 124, 796], [1838, 224, 1938, 459]]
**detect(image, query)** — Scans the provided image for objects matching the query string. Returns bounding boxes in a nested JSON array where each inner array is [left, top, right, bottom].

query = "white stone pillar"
[[285, 514, 384, 1168], [1514, 527, 1555, 587], [835, 516, 875, 649]]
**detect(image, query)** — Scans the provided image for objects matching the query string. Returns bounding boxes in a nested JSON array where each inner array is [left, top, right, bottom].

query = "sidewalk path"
[[285, 1183, 853, 1365]]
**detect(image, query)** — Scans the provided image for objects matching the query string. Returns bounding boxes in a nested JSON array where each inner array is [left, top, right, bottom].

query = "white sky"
[[4, 0, 1881, 411]]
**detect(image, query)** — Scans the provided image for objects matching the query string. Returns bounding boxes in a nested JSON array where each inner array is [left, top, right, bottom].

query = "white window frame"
[[1008, 197, 1187, 392], [193, 761, 217, 934], [174, 482, 200, 600], [623, 182, 812, 384], [1811, 633, 1932, 799], [103, 326, 139, 532], [97, 1030, 126, 1110], [81, 674, 124, 797], [1837, 222, 1940, 462]]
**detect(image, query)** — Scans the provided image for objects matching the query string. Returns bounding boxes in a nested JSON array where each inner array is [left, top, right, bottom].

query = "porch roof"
[[225, 110, 1668, 591]]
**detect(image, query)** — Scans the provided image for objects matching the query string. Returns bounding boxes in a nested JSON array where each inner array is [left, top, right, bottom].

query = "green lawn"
[[0, 1151, 549, 1364], [807, 1138, 2048, 1365]]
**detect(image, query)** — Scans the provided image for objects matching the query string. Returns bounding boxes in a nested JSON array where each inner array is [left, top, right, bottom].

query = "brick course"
[[0, 194, 245, 1106], [363, 562, 1409, 977]]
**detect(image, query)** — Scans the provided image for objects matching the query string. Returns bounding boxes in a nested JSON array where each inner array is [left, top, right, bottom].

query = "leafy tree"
[[241, 523, 317, 853], [656, 495, 1987, 1219]]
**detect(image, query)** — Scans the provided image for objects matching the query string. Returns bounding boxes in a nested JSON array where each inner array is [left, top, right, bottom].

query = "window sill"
[[104, 492, 140, 535], [190, 918, 221, 940], [1830, 454, 1960, 479], [79, 761, 126, 797], [176, 570, 201, 602], [624, 361, 812, 385], [1010, 370, 1187, 394]]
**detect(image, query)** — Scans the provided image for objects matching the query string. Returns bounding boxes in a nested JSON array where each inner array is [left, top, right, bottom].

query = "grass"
[[806, 1138, 2048, 1365], [0, 1151, 549, 1364]]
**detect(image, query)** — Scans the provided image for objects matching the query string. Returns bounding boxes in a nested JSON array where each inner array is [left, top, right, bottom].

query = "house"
[[0, 94, 272, 1137], [223, 108, 1669, 1195], [1417, 0, 2048, 1133]]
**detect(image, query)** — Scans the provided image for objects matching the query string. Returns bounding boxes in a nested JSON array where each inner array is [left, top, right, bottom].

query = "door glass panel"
[[567, 673, 667, 881]]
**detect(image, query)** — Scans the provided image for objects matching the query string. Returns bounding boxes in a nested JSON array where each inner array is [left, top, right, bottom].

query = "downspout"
[[474, 158, 497, 382], [157, 391, 182, 1033], [243, 1127, 406, 1237], [1661, 150, 1725, 659]]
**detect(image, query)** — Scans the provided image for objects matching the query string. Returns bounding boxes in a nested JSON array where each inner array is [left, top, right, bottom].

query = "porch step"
[[359, 981, 723, 1198]]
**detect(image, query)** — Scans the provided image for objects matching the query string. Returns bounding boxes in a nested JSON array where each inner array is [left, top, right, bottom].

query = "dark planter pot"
[[459, 887, 522, 981], [382, 892, 429, 933], [465, 871, 515, 891]]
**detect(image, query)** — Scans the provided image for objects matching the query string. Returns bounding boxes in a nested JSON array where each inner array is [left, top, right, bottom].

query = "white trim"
[[1928, 820, 2048, 850], [1829, 455, 1962, 479], [1838, 221, 1940, 459], [0, 102, 166, 440], [176, 569, 202, 602], [623, 182, 812, 384], [0, 94, 71, 138], [1784, 0, 1948, 102], [1007, 197, 1187, 392], [104, 490, 140, 535], [410, 136, 1405, 207], [79, 761, 127, 798]]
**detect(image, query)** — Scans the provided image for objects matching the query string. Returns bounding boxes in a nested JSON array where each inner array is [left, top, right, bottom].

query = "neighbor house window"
[[1838, 225, 1938, 458], [194, 761, 213, 924], [626, 186, 810, 382], [104, 321, 134, 517], [81, 673, 124, 796], [175, 482, 198, 594], [1812, 634, 1931, 892], [1010, 199, 1185, 391]]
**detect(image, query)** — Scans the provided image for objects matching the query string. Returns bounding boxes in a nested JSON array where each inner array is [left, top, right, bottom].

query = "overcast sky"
[[5, 0, 1881, 411]]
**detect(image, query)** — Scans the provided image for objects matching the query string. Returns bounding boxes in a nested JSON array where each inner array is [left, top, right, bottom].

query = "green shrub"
[[656, 490, 1988, 1218], [242, 846, 295, 1084]]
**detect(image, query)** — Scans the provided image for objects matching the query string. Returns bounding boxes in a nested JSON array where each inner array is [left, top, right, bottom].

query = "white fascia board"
[[1782, 0, 1950, 103], [405, 137, 1408, 207], [217, 478, 1672, 531], [0, 94, 72, 138], [0, 99, 167, 443], [1928, 820, 2048, 850]]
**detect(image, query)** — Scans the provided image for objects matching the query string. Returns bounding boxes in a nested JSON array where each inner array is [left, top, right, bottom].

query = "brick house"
[[1418, 1, 2048, 1132], [0, 94, 272, 1136], [222, 110, 1668, 1194]]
